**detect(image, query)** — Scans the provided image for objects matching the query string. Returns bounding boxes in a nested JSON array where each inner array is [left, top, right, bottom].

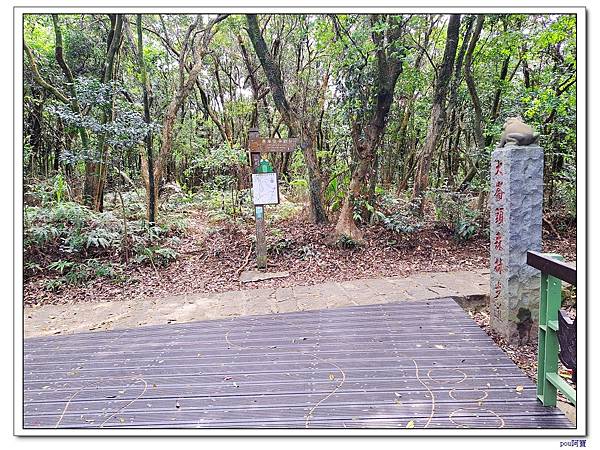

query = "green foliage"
[[22, 13, 577, 298], [24, 201, 124, 256], [173, 120, 246, 191], [44, 278, 65, 291], [455, 220, 479, 241], [198, 184, 303, 227], [352, 198, 384, 225], [133, 245, 178, 266], [324, 170, 350, 212], [44, 258, 122, 289], [267, 197, 304, 223], [48, 259, 74, 274], [268, 238, 294, 255], [288, 178, 309, 201], [554, 159, 576, 218], [53, 173, 67, 202], [428, 189, 481, 240], [47, 77, 159, 167], [24, 192, 184, 284], [198, 187, 252, 223], [26, 175, 70, 206], [24, 261, 42, 274], [24, 201, 113, 253], [375, 194, 424, 234], [382, 210, 422, 234]]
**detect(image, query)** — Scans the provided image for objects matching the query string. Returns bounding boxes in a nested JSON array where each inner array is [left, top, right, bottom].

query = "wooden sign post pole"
[[247, 127, 298, 270], [248, 127, 267, 269], [255, 205, 267, 269]]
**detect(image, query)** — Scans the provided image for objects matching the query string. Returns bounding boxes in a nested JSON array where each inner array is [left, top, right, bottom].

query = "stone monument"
[[489, 144, 544, 345]]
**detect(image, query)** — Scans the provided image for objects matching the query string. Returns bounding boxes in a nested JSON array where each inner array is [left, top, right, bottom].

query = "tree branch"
[[23, 43, 69, 104], [245, 14, 295, 131]]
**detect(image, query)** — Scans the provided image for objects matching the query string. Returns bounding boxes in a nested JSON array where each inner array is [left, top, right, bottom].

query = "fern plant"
[[48, 260, 74, 274]]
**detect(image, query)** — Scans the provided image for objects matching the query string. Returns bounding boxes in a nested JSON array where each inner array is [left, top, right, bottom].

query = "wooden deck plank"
[[23, 297, 573, 429]]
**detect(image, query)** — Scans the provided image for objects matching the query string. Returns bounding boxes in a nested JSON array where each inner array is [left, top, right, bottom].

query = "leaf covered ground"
[[23, 203, 576, 307]]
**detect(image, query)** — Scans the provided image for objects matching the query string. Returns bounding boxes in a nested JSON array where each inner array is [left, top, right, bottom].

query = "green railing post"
[[537, 253, 571, 407], [542, 271, 562, 406], [529, 251, 577, 407], [536, 271, 548, 401]]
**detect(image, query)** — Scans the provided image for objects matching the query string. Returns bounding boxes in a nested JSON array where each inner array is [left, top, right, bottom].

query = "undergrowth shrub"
[[268, 237, 294, 255], [24, 202, 121, 258], [24, 192, 184, 287], [428, 189, 481, 240], [382, 210, 423, 234], [376, 194, 424, 234], [44, 259, 124, 291], [553, 160, 576, 220]]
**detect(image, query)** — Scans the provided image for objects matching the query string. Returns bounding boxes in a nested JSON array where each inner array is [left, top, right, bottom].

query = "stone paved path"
[[24, 269, 490, 338]]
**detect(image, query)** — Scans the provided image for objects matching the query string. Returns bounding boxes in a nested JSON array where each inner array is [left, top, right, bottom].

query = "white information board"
[[252, 172, 279, 205]]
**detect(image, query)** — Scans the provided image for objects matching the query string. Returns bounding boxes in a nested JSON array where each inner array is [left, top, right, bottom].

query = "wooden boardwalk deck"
[[23, 297, 572, 429]]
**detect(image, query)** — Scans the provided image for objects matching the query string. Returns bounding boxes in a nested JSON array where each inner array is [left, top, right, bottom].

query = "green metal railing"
[[527, 251, 577, 407]]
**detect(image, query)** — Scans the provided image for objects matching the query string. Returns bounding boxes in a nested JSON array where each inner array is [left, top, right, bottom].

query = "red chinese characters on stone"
[[494, 181, 505, 202], [494, 281, 502, 299], [494, 232, 503, 251], [495, 160, 504, 176], [495, 207, 505, 225], [494, 257, 504, 274], [492, 158, 506, 287], [491, 302, 501, 319]]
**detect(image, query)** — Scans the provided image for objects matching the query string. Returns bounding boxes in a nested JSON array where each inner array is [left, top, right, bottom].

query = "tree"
[[25, 14, 124, 211], [246, 14, 329, 224], [334, 15, 407, 242], [135, 14, 157, 224], [463, 15, 486, 163], [22, 13, 578, 229], [143, 14, 228, 222], [412, 14, 461, 212], [89, 14, 124, 212]]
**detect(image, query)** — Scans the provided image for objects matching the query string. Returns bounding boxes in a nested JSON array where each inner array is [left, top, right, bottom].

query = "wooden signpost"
[[248, 137, 299, 153], [248, 127, 298, 269]]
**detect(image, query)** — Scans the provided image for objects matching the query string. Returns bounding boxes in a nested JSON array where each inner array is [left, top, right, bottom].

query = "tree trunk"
[[522, 44, 532, 89], [459, 16, 512, 191], [302, 126, 329, 223], [463, 15, 485, 152], [50, 15, 96, 207], [136, 14, 157, 224], [92, 14, 124, 212], [334, 153, 371, 241], [334, 15, 406, 241], [30, 89, 44, 173], [150, 14, 227, 222], [412, 14, 461, 212], [387, 18, 436, 192], [490, 56, 510, 122], [367, 151, 380, 223], [444, 16, 473, 187], [246, 14, 328, 224], [236, 33, 261, 128]]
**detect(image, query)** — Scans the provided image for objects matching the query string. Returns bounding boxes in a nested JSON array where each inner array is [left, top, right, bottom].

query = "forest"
[[22, 13, 577, 305]]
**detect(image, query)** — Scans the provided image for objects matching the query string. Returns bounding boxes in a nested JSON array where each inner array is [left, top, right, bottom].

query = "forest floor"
[[23, 202, 577, 307]]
